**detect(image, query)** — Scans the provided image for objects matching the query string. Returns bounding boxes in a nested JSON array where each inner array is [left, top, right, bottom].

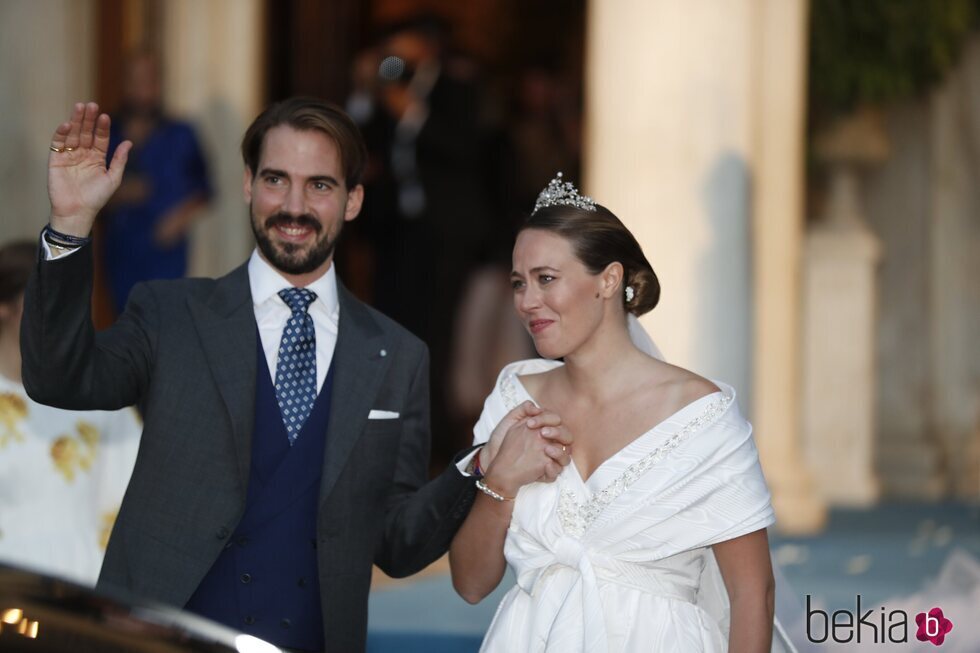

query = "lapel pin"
[[380, 349, 387, 357]]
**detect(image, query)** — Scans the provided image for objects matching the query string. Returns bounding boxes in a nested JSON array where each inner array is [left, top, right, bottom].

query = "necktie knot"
[[279, 287, 317, 315]]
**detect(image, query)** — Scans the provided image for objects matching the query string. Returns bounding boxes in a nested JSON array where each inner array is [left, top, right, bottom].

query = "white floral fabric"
[[0, 374, 141, 585]]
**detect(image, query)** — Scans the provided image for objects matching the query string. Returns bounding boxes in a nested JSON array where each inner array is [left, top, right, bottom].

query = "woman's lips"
[[528, 319, 554, 334]]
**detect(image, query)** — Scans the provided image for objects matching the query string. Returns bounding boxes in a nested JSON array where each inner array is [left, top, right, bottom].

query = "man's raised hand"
[[48, 102, 132, 237]]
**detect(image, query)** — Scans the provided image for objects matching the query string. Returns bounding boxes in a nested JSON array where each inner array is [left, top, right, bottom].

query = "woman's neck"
[[560, 315, 646, 403]]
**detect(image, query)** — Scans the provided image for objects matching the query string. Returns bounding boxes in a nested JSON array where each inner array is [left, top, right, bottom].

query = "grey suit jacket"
[[21, 246, 477, 652]]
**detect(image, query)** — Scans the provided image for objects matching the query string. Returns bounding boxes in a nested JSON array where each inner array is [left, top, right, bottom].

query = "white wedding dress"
[[473, 359, 778, 653]]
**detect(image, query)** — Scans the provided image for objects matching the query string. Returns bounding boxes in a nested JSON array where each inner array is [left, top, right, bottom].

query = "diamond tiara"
[[532, 172, 597, 214]]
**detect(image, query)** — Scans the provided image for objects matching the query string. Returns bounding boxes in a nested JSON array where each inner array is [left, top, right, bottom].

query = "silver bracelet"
[[475, 479, 514, 502]]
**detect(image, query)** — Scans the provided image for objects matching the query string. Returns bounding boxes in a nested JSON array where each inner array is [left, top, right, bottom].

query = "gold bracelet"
[[475, 479, 514, 502]]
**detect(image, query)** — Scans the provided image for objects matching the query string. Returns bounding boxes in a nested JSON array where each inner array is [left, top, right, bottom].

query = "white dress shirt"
[[248, 249, 339, 394]]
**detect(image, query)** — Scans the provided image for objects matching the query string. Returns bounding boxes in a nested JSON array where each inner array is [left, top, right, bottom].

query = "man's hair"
[[241, 97, 368, 190]]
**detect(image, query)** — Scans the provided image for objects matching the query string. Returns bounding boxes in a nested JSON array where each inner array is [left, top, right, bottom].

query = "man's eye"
[[265, 175, 281, 184], [312, 181, 329, 191]]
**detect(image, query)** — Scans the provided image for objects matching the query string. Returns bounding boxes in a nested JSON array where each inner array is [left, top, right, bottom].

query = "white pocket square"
[[368, 409, 400, 420]]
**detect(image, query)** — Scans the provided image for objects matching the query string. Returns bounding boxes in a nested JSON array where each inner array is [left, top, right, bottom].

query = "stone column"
[[927, 41, 980, 500], [160, 0, 264, 279], [584, 0, 825, 532], [802, 163, 882, 505], [864, 103, 947, 500], [750, 0, 826, 532]]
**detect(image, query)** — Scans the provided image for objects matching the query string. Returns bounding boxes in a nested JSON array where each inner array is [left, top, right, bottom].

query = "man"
[[22, 99, 570, 652]]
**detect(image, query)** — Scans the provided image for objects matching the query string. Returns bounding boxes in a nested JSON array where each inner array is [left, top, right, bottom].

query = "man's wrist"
[[48, 216, 94, 239], [41, 225, 91, 260], [463, 447, 485, 477], [44, 225, 91, 249]]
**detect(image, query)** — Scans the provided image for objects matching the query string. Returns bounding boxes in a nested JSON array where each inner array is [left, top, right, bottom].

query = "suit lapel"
[[319, 283, 390, 505], [187, 263, 257, 491]]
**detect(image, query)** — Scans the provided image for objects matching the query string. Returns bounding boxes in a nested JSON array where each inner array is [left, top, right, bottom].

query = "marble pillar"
[[803, 168, 882, 505], [584, 0, 825, 532], [927, 43, 980, 500]]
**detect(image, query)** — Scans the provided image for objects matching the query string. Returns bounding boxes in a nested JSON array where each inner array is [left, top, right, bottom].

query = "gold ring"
[[561, 445, 567, 453], [50, 145, 65, 153], [64, 147, 76, 152]]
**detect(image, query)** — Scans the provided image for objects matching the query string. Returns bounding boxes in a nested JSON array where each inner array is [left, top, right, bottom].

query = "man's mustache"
[[264, 213, 322, 233]]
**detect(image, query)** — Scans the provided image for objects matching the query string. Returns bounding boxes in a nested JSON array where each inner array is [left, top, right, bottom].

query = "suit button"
[[216, 527, 230, 539], [236, 536, 249, 547], [244, 615, 255, 625], [280, 618, 291, 629], [241, 573, 252, 584], [297, 577, 307, 588]]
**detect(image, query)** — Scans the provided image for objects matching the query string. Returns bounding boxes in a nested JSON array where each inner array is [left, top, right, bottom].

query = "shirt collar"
[[247, 248, 339, 315]]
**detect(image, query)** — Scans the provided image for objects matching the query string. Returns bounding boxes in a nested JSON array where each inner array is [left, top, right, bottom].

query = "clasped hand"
[[480, 401, 573, 498]]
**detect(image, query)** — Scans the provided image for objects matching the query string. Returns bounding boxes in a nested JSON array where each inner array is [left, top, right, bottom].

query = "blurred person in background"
[[102, 50, 211, 313], [0, 240, 140, 586], [348, 16, 501, 466], [509, 64, 581, 210]]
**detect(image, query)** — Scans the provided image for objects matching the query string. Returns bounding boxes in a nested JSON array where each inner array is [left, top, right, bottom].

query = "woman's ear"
[[600, 262, 624, 299]]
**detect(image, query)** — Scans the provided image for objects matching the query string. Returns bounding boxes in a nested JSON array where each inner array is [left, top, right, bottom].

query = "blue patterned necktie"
[[275, 288, 317, 445]]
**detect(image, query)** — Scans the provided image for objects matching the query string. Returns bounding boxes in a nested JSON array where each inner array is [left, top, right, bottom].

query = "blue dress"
[[104, 117, 211, 312]]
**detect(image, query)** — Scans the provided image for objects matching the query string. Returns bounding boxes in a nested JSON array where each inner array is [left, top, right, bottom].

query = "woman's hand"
[[48, 102, 132, 237], [482, 401, 573, 498], [481, 401, 567, 467], [450, 402, 573, 604]]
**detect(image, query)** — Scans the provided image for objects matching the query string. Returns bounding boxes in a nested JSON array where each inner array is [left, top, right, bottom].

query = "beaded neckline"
[[499, 366, 734, 538]]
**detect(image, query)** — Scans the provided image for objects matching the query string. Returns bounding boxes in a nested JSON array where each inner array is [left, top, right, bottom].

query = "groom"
[[21, 98, 569, 653]]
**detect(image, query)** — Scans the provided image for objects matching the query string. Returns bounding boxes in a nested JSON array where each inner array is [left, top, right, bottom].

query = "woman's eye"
[[511, 279, 525, 290], [539, 275, 555, 284]]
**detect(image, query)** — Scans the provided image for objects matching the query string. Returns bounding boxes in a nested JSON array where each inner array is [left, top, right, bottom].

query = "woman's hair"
[[0, 240, 36, 305], [520, 205, 660, 316]]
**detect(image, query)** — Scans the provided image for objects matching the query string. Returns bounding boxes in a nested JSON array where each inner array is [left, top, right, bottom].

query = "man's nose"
[[283, 184, 305, 215]]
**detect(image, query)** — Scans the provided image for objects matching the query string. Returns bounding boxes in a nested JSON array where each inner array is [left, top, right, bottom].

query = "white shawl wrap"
[[473, 359, 777, 652]]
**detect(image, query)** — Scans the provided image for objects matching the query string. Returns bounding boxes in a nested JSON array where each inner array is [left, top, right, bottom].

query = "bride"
[[450, 174, 779, 652]]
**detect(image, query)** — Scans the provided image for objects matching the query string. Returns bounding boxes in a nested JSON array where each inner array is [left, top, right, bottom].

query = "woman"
[[450, 175, 779, 652], [0, 240, 141, 585]]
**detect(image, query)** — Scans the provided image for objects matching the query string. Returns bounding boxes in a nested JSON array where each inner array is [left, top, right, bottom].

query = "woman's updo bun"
[[521, 204, 660, 316]]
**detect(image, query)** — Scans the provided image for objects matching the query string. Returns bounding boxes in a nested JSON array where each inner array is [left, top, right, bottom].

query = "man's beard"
[[251, 210, 339, 275]]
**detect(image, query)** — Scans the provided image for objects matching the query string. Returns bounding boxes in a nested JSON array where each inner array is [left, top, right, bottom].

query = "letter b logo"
[[915, 607, 953, 646]]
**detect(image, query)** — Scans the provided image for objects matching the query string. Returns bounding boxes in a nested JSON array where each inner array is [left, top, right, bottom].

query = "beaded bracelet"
[[44, 225, 92, 249], [475, 479, 514, 502]]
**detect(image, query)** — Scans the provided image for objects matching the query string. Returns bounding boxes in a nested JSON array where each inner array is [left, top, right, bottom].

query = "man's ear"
[[344, 184, 364, 222], [243, 167, 253, 203]]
